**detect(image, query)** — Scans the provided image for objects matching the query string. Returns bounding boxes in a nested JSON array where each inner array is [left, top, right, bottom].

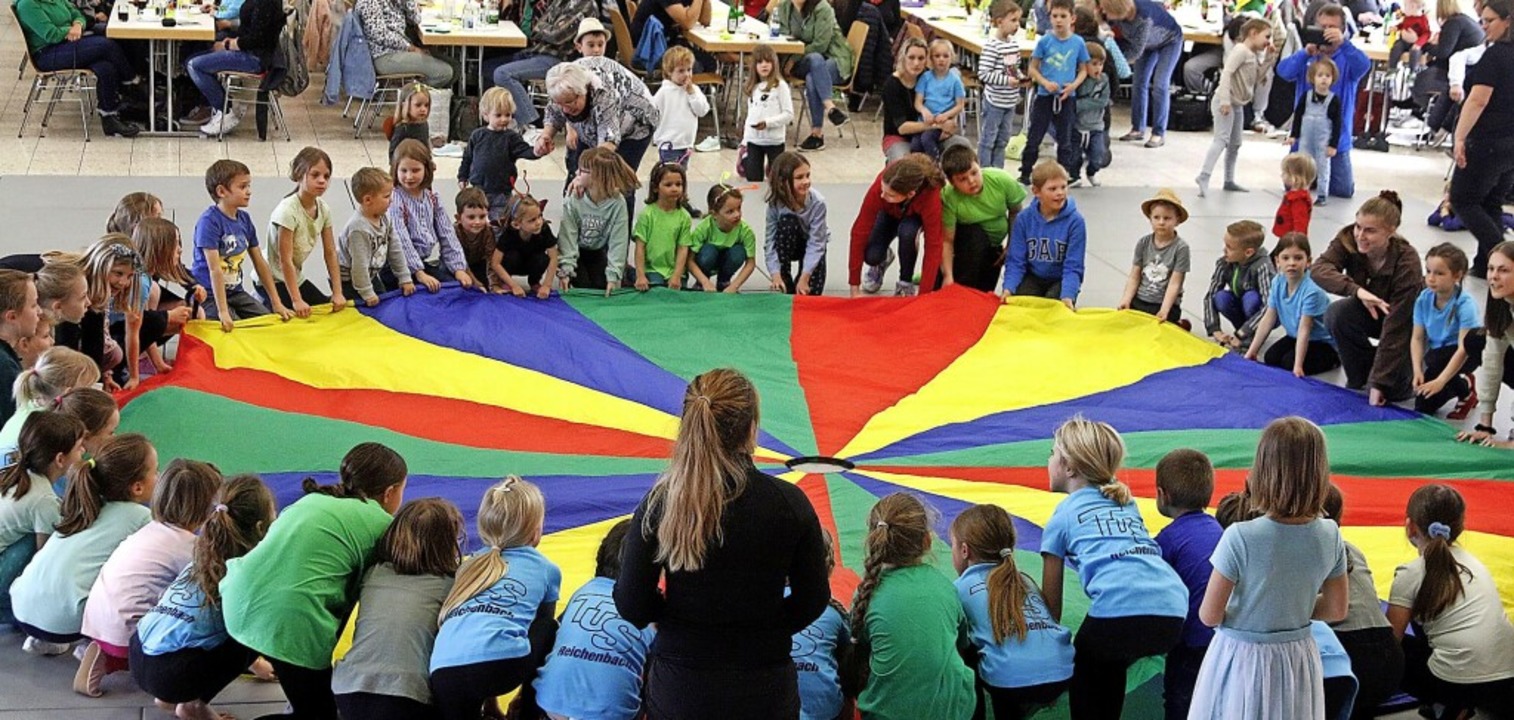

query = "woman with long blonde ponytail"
[[1041, 416, 1188, 720], [615, 368, 829, 720]]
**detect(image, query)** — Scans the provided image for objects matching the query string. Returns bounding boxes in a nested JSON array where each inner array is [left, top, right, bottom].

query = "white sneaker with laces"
[[695, 136, 722, 152], [198, 110, 226, 135], [862, 248, 894, 294], [22, 636, 71, 656]]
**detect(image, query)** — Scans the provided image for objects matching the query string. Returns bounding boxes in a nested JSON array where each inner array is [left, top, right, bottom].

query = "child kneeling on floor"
[[1203, 219, 1274, 351], [1000, 160, 1086, 309], [1245, 233, 1340, 377]]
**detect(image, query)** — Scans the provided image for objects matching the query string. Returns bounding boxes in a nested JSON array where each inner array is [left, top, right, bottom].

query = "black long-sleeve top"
[[614, 464, 829, 666], [237, 0, 287, 67], [458, 127, 540, 195]]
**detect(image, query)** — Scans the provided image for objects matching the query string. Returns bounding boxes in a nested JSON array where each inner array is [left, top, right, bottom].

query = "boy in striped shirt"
[[977, 0, 1024, 169]]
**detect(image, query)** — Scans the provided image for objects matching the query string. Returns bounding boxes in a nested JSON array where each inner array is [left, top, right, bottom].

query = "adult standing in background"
[[1449, 0, 1514, 277], [616, 368, 829, 720], [1276, 2, 1370, 198], [1101, 0, 1183, 148]]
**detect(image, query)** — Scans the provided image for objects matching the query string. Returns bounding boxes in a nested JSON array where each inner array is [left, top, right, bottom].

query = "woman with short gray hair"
[[534, 57, 659, 179]]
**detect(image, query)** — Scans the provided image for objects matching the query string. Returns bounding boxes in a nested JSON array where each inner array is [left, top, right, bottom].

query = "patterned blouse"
[[545, 56, 660, 146], [354, 0, 421, 57]]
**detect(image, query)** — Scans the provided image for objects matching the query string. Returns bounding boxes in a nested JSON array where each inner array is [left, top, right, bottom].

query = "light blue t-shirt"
[[1031, 33, 1091, 96], [431, 545, 561, 672], [106, 275, 153, 326], [9, 501, 150, 634], [1211, 517, 1347, 644], [1268, 273, 1335, 344], [916, 67, 966, 115], [955, 563, 1074, 689], [532, 576, 654, 720], [793, 602, 849, 720], [137, 565, 226, 655], [1040, 487, 1187, 620], [1413, 289, 1481, 351]]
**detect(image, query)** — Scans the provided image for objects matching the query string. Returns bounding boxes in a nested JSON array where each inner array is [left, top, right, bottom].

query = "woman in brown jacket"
[[1311, 191, 1426, 406]]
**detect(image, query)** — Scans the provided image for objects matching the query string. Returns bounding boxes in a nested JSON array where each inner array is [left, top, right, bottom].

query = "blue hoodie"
[[1001, 196, 1087, 300]]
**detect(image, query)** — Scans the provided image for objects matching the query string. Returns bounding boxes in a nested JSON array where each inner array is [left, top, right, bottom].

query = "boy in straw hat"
[[1118, 188, 1192, 328]]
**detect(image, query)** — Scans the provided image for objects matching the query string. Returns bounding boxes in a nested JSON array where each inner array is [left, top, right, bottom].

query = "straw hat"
[[1141, 188, 1189, 225], [576, 18, 608, 42]]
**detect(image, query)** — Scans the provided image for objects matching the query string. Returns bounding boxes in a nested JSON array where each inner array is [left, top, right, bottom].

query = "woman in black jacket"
[[615, 368, 829, 720], [184, 0, 286, 136]]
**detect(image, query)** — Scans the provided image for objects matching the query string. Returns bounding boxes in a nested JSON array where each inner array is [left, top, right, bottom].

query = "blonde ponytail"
[[1053, 416, 1129, 505], [645, 369, 758, 573], [13, 347, 99, 408], [439, 476, 545, 622]]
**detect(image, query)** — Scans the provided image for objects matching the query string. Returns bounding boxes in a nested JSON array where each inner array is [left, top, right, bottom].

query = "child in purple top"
[[1153, 448, 1223, 720]]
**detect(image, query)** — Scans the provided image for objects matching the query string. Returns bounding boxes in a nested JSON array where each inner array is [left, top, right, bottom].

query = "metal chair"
[[353, 73, 425, 138], [14, 52, 96, 140], [215, 70, 292, 141]]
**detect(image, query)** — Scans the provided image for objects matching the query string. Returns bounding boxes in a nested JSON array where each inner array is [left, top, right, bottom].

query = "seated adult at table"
[[1461, 240, 1514, 448], [1099, 0, 1182, 148], [1277, 3, 1369, 198], [631, 0, 713, 68], [879, 37, 972, 163], [939, 144, 1026, 293], [772, 0, 853, 152], [16, 0, 141, 137], [185, 0, 286, 136], [1310, 191, 1424, 406], [355, 0, 455, 89], [1450, 0, 1514, 277], [1417, 0, 1484, 136], [488, 0, 600, 128]]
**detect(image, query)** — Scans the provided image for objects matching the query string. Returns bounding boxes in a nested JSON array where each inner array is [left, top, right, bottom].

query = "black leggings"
[[570, 246, 611, 290], [1263, 335, 1341, 376], [258, 280, 331, 309], [335, 691, 441, 720], [427, 611, 555, 720], [972, 678, 1068, 720], [743, 143, 785, 183], [129, 634, 257, 705], [499, 247, 552, 287], [642, 654, 799, 720], [255, 658, 337, 720], [1335, 626, 1404, 720], [1130, 297, 1182, 324], [1070, 615, 1184, 720], [1416, 333, 1486, 414], [1402, 628, 1514, 719], [771, 214, 826, 295], [948, 223, 1003, 293]]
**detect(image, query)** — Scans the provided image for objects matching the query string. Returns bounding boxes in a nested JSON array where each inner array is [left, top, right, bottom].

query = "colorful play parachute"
[[119, 286, 1514, 714]]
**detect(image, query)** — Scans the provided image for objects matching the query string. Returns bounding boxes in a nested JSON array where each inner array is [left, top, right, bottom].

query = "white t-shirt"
[[0, 470, 60, 550], [1389, 545, 1514, 684], [10, 501, 151, 635], [81, 520, 197, 648], [266, 194, 333, 285]]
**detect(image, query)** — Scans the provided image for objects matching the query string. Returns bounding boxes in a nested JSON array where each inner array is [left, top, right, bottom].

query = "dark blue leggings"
[[863, 210, 923, 282]]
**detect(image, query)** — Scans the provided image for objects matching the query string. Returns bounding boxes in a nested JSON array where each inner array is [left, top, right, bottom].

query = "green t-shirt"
[[633, 204, 693, 280], [682, 217, 757, 256], [857, 564, 976, 719], [941, 168, 1028, 246], [220, 492, 393, 669]]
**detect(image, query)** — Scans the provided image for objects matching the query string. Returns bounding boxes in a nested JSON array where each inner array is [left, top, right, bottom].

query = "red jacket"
[[1400, 14, 1431, 47], [1274, 189, 1313, 239], [848, 172, 944, 292]]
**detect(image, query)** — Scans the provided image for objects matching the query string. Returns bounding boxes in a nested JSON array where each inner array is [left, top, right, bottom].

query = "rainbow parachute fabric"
[[119, 286, 1514, 713]]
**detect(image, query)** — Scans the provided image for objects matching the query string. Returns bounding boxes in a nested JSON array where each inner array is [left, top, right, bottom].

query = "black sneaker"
[[828, 107, 849, 127], [799, 135, 825, 152], [100, 113, 141, 138]]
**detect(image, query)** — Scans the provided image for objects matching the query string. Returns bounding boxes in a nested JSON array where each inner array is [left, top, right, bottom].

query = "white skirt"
[[1187, 629, 1326, 720]]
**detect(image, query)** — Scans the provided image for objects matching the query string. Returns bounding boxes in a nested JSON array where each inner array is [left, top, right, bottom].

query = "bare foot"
[[247, 657, 276, 682]]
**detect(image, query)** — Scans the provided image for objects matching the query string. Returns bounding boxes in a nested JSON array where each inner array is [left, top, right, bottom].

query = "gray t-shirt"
[[1131, 233, 1191, 304], [1332, 541, 1391, 633], [330, 563, 453, 704], [1212, 516, 1347, 644]]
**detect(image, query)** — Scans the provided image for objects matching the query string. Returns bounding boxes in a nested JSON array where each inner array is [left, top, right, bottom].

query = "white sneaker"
[[199, 109, 239, 136], [894, 280, 917, 297], [22, 636, 71, 656], [695, 136, 722, 152], [862, 248, 894, 294], [434, 142, 465, 158]]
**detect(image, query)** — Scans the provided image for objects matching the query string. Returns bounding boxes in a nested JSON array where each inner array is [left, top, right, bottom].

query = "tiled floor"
[[0, 8, 1478, 720]]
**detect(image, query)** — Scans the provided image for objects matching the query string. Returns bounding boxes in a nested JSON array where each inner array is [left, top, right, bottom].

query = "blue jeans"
[[187, 50, 263, 109], [864, 210, 923, 282], [696, 243, 748, 290], [1212, 288, 1262, 331], [793, 53, 842, 129], [34, 36, 134, 112], [1074, 129, 1108, 180], [490, 53, 559, 127], [1130, 38, 1182, 136], [978, 100, 1017, 169]]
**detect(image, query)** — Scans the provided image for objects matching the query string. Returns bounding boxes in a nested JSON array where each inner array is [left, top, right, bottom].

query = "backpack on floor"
[[1168, 93, 1213, 132]]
